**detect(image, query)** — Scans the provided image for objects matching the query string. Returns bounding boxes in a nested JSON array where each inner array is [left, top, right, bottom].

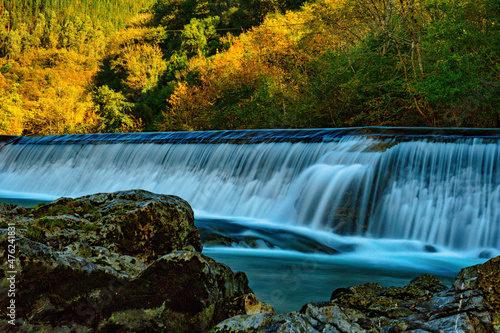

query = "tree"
[[0, 83, 24, 135], [32, 13, 46, 48], [43, 11, 62, 49], [61, 20, 78, 50], [5, 29, 22, 58], [152, 0, 213, 28], [418, 0, 500, 127], [93, 86, 138, 133], [111, 43, 167, 99], [181, 16, 220, 57]]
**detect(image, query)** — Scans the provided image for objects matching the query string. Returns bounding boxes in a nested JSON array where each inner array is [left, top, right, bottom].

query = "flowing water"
[[1, 128, 499, 312]]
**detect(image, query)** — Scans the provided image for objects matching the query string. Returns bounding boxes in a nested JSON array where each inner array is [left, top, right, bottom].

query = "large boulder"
[[0, 190, 268, 332], [213, 256, 500, 333], [97, 250, 254, 332], [12, 190, 202, 262]]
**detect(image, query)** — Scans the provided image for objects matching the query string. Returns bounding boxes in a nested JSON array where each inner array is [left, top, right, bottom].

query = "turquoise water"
[[196, 215, 484, 312]]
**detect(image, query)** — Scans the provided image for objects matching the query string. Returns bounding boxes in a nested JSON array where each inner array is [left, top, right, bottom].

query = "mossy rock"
[[0, 191, 257, 333], [473, 256, 500, 315], [102, 250, 253, 332], [407, 274, 447, 293], [382, 284, 427, 301], [11, 190, 203, 262]]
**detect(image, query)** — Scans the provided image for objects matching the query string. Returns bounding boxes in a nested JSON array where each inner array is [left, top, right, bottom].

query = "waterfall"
[[0, 129, 499, 251], [367, 140, 500, 250]]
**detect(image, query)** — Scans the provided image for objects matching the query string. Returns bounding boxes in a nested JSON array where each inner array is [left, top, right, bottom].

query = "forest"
[[0, 0, 499, 136]]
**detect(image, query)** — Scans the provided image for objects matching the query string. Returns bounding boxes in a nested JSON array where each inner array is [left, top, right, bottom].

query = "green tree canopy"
[[93, 86, 137, 133]]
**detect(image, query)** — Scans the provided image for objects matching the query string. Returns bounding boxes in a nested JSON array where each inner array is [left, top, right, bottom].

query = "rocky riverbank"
[[213, 257, 500, 332], [0, 190, 499, 332]]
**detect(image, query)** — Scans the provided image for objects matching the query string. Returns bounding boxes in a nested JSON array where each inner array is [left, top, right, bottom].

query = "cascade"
[[0, 128, 499, 252]]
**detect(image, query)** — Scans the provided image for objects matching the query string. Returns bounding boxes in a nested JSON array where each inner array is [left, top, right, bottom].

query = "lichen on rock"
[[0, 190, 264, 332]]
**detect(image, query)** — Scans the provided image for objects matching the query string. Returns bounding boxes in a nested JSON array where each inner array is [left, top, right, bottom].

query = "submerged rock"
[[213, 256, 500, 333], [197, 219, 346, 254], [0, 190, 269, 332]]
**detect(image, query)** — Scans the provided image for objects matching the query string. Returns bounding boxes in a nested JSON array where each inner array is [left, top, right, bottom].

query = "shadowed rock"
[[0, 190, 271, 332]]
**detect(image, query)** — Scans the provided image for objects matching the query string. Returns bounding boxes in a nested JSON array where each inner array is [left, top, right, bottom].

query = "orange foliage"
[[160, 9, 320, 130], [0, 48, 99, 135]]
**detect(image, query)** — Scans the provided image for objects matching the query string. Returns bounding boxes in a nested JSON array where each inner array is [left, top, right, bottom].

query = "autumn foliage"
[[1, 0, 500, 135]]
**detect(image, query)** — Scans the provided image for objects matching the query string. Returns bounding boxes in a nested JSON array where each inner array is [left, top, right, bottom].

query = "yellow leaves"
[[208, 39, 245, 76], [168, 82, 190, 110], [0, 72, 8, 93], [261, 10, 310, 40], [16, 48, 96, 73], [126, 13, 155, 28], [0, 64, 23, 135], [159, 8, 317, 131], [23, 88, 95, 136], [187, 54, 209, 77], [0, 92, 24, 135], [111, 43, 167, 96], [107, 27, 152, 51], [0, 47, 99, 136], [241, 11, 306, 60], [161, 80, 211, 131], [305, 0, 369, 50]]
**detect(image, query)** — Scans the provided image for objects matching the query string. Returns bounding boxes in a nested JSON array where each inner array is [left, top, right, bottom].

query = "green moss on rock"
[[0, 190, 256, 332]]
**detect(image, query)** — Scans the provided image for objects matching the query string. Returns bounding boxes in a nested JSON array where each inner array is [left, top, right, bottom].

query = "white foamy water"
[[0, 131, 499, 252]]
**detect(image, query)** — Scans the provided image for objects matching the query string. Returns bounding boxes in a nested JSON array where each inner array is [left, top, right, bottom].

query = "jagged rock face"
[[213, 257, 500, 333], [97, 250, 253, 332], [0, 190, 262, 332], [454, 256, 500, 332]]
